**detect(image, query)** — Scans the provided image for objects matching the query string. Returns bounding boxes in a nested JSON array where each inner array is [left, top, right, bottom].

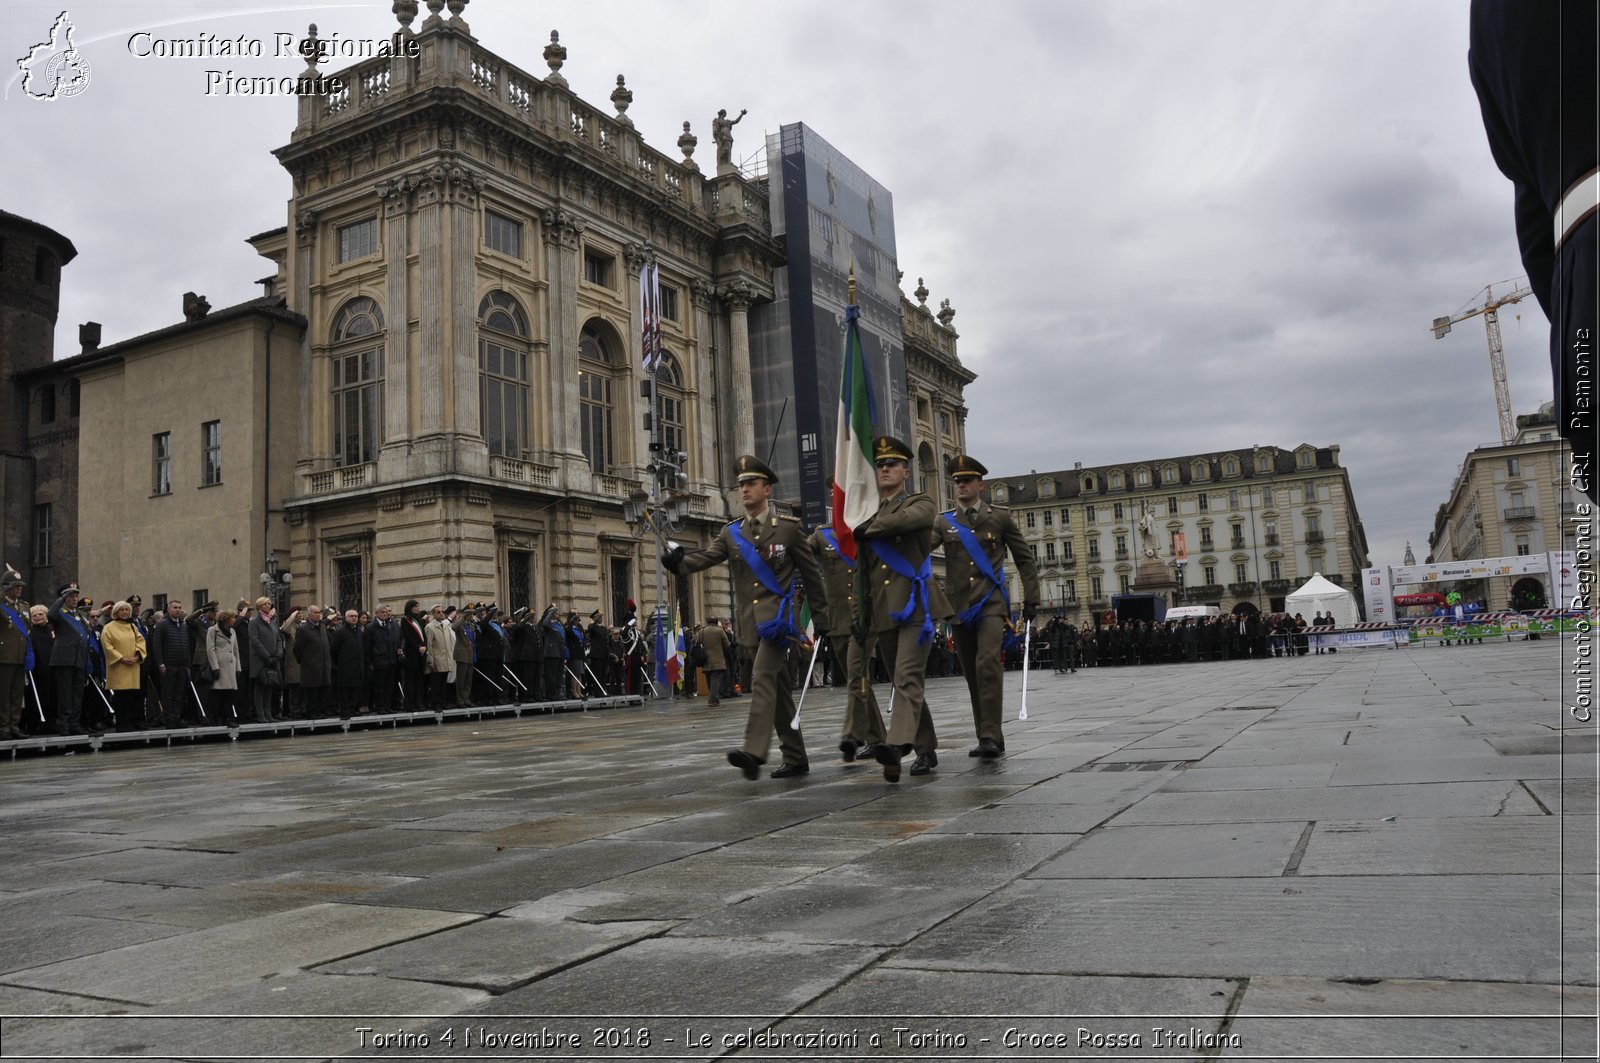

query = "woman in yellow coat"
[[100, 601, 147, 732]]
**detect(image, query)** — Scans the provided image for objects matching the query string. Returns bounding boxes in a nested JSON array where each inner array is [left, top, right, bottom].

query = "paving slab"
[[1297, 816, 1595, 876], [670, 882, 988, 945], [316, 913, 674, 991], [1224, 976, 1597, 1062], [785, 968, 1238, 1060], [352, 839, 718, 913], [0, 969, 489, 1063], [1108, 780, 1544, 825], [891, 876, 1573, 982], [0, 912, 190, 978], [1033, 822, 1308, 878], [1328, 751, 1580, 786], [4, 902, 480, 1004]]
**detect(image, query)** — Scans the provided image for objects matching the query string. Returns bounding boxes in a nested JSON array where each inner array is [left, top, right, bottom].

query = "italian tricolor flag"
[[831, 301, 877, 561]]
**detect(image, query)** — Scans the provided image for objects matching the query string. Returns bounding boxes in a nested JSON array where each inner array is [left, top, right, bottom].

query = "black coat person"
[[1470, 1, 1597, 500], [327, 620, 366, 716]]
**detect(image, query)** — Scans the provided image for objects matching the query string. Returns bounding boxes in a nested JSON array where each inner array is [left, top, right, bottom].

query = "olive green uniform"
[[938, 500, 1039, 750], [856, 491, 952, 755], [679, 511, 830, 766], [811, 527, 885, 751]]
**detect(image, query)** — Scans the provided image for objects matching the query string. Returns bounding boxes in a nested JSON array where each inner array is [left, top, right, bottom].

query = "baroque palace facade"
[[991, 443, 1370, 619], [6, 3, 971, 624]]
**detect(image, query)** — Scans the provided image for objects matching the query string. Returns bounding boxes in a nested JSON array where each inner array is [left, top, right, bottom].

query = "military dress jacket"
[[809, 527, 860, 632], [938, 500, 1040, 622], [856, 492, 953, 635], [679, 511, 830, 649]]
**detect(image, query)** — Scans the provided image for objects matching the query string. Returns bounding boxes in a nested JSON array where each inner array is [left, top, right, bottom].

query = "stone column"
[[723, 281, 756, 459], [376, 178, 411, 479], [444, 163, 485, 477], [542, 207, 587, 484], [690, 278, 719, 494], [293, 207, 319, 470]]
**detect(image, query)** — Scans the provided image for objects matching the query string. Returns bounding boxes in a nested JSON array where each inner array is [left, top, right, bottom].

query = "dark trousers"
[[300, 684, 327, 718], [400, 659, 423, 710], [542, 658, 564, 701], [160, 666, 196, 724], [334, 685, 363, 717], [209, 687, 239, 725], [111, 687, 144, 731], [251, 681, 278, 722], [453, 661, 475, 705], [474, 660, 503, 703], [427, 670, 446, 709], [54, 666, 86, 734], [370, 666, 396, 713], [0, 662, 24, 736]]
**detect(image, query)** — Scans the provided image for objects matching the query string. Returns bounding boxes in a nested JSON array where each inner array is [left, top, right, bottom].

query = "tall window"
[[153, 432, 172, 495], [1026, 511, 1037, 530], [1064, 541, 1074, 560], [584, 250, 614, 287], [335, 556, 364, 613], [1203, 564, 1216, 586], [67, 379, 80, 417], [1042, 510, 1053, 527], [508, 549, 533, 612], [484, 209, 522, 256], [1306, 513, 1322, 535], [1087, 537, 1101, 560], [201, 420, 222, 485], [32, 504, 51, 566], [192, 589, 210, 611], [1269, 559, 1282, 580], [1235, 562, 1249, 584], [579, 322, 617, 471], [479, 292, 530, 458], [1119, 574, 1131, 594], [1262, 486, 1273, 506], [1066, 579, 1077, 600], [1115, 534, 1127, 557], [1091, 576, 1103, 599], [1044, 542, 1057, 562], [1085, 504, 1096, 524], [657, 354, 686, 461], [332, 297, 385, 466], [337, 218, 377, 262], [1200, 527, 1214, 549], [660, 286, 680, 322], [37, 385, 54, 425], [1113, 502, 1124, 521], [1198, 494, 1210, 512], [1059, 508, 1069, 527], [1168, 495, 1179, 515]]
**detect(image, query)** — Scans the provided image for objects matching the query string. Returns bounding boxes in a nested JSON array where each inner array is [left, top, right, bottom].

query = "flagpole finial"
[[847, 262, 856, 305]]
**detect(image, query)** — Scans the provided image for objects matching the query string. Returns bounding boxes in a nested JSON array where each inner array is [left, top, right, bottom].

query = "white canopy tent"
[[1285, 572, 1360, 627]]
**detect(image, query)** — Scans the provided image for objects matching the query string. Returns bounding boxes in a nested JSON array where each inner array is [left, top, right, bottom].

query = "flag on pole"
[[830, 281, 877, 562], [667, 603, 684, 687], [639, 261, 661, 372]]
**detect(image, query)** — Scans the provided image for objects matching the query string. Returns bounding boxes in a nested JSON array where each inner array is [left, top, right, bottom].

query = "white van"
[[1165, 604, 1222, 622]]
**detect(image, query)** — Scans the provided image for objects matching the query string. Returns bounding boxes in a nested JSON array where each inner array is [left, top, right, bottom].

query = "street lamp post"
[[259, 554, 291, 615]]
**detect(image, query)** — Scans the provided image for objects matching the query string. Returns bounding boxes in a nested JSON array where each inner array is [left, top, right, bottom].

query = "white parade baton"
[[1019, 622, 1032, 721], [26, 671, 45, 722], [791, 635, 825, 729]]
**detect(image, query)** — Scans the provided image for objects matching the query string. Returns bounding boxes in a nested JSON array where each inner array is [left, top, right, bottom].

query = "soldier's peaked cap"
[[734, 454, 777, 484], [948, 454, 988, 478], [873, 436, 912, 463]]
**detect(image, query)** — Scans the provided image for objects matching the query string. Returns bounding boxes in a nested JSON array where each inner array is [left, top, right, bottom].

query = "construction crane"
[[1431, 279, 1533, 445]]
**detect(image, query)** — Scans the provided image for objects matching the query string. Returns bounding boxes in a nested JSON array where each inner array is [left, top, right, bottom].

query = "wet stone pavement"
[[0, 639, 1594, 1062]]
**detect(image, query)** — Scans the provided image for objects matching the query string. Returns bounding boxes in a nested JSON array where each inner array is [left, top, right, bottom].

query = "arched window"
[[1222, 456, 1240, 477], [657, 353, 686, 469], [579, 321, 618, 471], [1162, 463, 1179, 484], [332, 297, 386, 466], [479, 291, 529, 458], [1135, 466, 1151, 487], [1108, 469, 1125, 490]]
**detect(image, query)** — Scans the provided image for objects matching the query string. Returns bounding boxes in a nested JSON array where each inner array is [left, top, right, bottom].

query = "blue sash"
[[728, 519, 804, 643], [868, 538, 936, 645], [942, 512, 1009, 625], [2, 603, 33, 671], [61, 610, 97, 674], [817, 527, 854, 570]]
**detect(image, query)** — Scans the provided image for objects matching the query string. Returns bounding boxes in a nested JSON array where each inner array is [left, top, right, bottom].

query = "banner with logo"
[[1361, 566, 1392, 624]]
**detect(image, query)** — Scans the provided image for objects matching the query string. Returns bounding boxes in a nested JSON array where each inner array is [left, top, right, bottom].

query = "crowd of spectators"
[[0, 578, 661, 739]]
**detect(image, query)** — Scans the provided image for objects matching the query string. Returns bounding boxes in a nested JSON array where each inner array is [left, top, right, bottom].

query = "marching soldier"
[[853, 436, 953, 781], [810, 521, 886, 762], [665, 455, 830, 779]]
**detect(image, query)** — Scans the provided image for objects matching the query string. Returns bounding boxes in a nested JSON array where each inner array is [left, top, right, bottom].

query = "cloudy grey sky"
[[4, 0, 1549, 569]]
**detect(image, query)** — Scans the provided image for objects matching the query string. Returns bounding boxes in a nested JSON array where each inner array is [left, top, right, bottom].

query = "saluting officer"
[[665, 455, 830, 779], [938, 455, 1040, 758], [810, 520, 886, 762], [853, 436, 953, 781]]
